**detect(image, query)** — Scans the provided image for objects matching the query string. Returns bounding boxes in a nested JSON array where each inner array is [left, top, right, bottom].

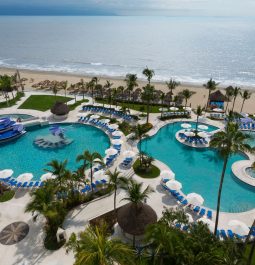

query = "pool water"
[[245, 131, 255, 148], [0, 123, 110, 179], [141, 122, 255, 212], [0, 114, 34, 120], [246, 168, 255, 178]]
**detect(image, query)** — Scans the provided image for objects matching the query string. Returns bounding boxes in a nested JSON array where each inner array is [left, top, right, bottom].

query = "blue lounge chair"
[[227, 230, 234, 239], [175, 223, 182, 229], [193, 206, 200, 213], [34, 181, 40, 187], [101, 179, 107, 184], [182, 225, 189, 231], [16, 182, 22, 188], [28, 182, 34, 188], [181, 199, 188, 206], [199, 208, 206, 216], [220, 230, 228, 240], [22, 182, 28, 188], [207, 210, 212, 219]]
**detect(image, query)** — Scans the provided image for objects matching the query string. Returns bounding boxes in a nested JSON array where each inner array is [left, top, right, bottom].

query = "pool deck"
[[0, 90, 255, 265]]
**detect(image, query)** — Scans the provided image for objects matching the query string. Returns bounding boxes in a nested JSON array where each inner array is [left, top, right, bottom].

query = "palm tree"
[[104, 80, 113, 107], [180, 89, 195, 108], [125, 74, 138, 107], [160, 92, 165, 118], [63, 80, 68, 100], [240, 90, 251, 112], [142, 67, 155, 85], [225, 86, 234, 112], [66, 224, 135, 265], [76, 150, 102, 192], [52, 82, 58, 101], [210, 122, 253, 235], [203, 79, 219, 109], [166, 79, 180, 97], [45, 159, 68, 191], [231, 87, 241, 112], [106, 168, 127, 214], [141, 84, 155, 123], [195, 105, 203, 132], [90, 77, 99, 101], [79, 79, 86, 100], [0, 74, 13, 106]]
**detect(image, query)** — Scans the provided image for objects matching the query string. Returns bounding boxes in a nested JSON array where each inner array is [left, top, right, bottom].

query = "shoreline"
[[1, 67, 255, 113]]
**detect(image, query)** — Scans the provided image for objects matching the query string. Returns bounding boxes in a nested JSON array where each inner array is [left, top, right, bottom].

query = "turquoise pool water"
[[0, 123, 110, 179], [141, 122, 255, 213], [245, 131, 255, 148], [0, 114, 34, 120]]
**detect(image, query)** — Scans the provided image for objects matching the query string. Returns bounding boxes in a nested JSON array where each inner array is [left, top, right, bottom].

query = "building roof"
[[117, 202, 157, 236], [51, 101, 69, 115], [209, 90, 227, 102]]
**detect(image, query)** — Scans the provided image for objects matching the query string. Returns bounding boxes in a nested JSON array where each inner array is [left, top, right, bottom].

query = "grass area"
[[95, 99, 162, 113], [0, 92, 24, 109], [19, 95, 72, 111], [69, 99, 89, 111], [133, 159, 160, 179], [0, 190, 15, 202]]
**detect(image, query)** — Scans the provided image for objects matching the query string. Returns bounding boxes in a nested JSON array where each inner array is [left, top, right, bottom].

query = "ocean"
[[0, 16, 255, 87]]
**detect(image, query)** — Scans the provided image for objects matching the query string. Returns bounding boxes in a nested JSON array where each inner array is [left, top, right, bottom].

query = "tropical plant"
[[132, 124, 148, 164], [125, 74, 138, 107], [159, 92, 165, 118], [106, 168, 127, 214], [0, 74, 13, 105], [63, 80, 68, 100], [66, 224, 135, 265], [180, 89, 196, 108], [76, 150, 102, 192], [166, 79, 180, 97], [79, 79, 86, 100], [142, 67, 155, 84], [240, 90, 251, 112], [203, 78, 219, 109], [210, 122, 253, 235], [225, 86, 234, 112], [51, 82, 59, 101], [141, 84, 155, 123], [231, 87, 241, 112], [195, 105, 203, 132]]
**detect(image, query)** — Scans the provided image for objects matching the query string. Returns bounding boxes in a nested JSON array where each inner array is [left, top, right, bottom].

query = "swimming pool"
[[245, 131, 255, 148], [0, 123, 110, 179], [141, 122, 255, 213], [0, 114, 35, 121]]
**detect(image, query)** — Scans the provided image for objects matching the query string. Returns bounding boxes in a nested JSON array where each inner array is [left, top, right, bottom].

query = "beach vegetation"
[[240, 89, 252, 112], [203, 78, 219, 109], [179, 89, 196, 108], [225, 86, 234, 112], [0, 91, 24, 109], [166, 78, 180, 96], [133, 158, 160, 179], [231, 86, 241, 112], [18, 95, 72, 111], [141, 84, 155, 123], [210, 122, 254, 235], [0, 189, 15, 202]]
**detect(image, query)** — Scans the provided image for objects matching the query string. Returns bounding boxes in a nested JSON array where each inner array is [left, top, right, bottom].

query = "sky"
[[0, 0, 254, 16]]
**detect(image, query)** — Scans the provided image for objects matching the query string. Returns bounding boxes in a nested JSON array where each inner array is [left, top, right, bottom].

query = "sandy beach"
[[1, 67, 254, 114]]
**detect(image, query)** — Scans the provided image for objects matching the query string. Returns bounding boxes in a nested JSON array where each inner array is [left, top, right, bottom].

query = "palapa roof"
[[117, 202, 157, 236], [209, 90, 226, 102], [51, 101, 69, 115]]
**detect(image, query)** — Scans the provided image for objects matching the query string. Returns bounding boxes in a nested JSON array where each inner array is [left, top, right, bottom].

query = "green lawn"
[[0, 190, 15, 202], [133, 159, 160, 178], [0, 92, 24, 109], [19, 95, 72, 111], [69, 99, 89, 111]]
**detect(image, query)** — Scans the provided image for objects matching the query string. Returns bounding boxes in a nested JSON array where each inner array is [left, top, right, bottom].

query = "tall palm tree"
[[225, 86, 234, 112], [90, 77, 99, 101], [210, 122, 253, 235], [231, 87, 241, 112], [240, 90, 251, 112], [45, 159, 68, 191], [0, 74, 13, 106], [195, 105, 203, 132], [66, 224, 135, 265], [166, 79, 180, 97], [180, 89, 195, 108], [106, 168, 127, 214], [142, 67, 155, 85], [52, 82, 58, 101], [79, 79, 86, 100], [125, 74, 138, 107], [76, 150, 102, 192], [63, 80, 68, 101], [160, 92, 165, 118], [141, 84, 155, 123], [203, 78, 219, 109]]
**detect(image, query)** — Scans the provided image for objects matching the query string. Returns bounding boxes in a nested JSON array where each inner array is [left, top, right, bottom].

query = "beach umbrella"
[[228, 220, 249, 235], [186, 193, 204, 206], [93, 158, 102, 163], [40, 173, 56, 181], [166, 180, 182, 190], [105, 148, 118, 156], [181, 123, 191, 129], [198, 125, 208, 130], [90, 114, 100, 119], [183, 107, 192, 111], [184, 131, 195, 137], [108, 124, 119, 130], [0, 169, 14, 179], [160, 170, 175, 180], [197, 131, 208, 138], [112, 131, 123, 137], [170, 107, 179, 111], [16, 173, 33, 183], [159, 107, 168, 112], [186, 213, 194, 223], [198, 217, 215, 232], [111, 139, 123, 145], [100, 119, 110, 123], [123, 150, 136, 158], [93, 170, 105, 179], [77, 113, 89, 118]]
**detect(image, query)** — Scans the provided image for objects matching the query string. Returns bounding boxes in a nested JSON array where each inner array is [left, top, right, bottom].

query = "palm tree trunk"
[[225, 100, 229, 112], [207, 90, 211, 109], [146, 102, 149, 124], [248, 239, 255, 265], [214, 156, 228, 235], [114, 188, 117, 214], [240, 99, 245, 113], [195, 115, 199, 132], [90, 165, 93, 192], [232, 97, 237, 112]]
